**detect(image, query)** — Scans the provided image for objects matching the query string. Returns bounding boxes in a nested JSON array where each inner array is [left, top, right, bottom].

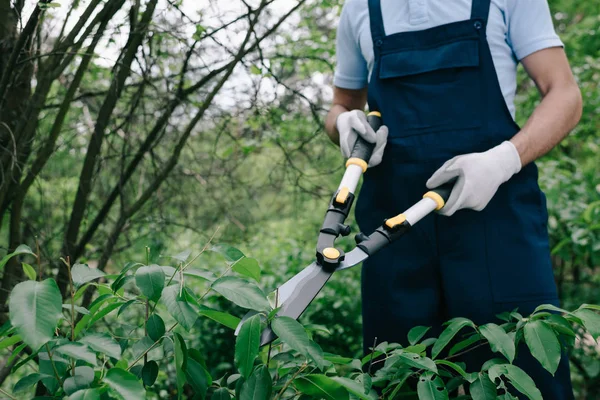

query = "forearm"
[[510, 81, 582, 166], [325, 104, 350, 145]]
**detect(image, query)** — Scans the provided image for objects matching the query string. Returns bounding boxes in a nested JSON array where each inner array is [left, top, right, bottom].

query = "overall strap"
[[470, 0, 491, 23], [368, 0, 386, 45]]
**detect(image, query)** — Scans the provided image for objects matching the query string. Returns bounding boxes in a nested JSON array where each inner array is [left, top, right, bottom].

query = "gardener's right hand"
[[336, 110, 388, 167]]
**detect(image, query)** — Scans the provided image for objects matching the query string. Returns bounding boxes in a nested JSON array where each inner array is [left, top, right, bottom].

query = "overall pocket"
[[378, 38, 482, 136]]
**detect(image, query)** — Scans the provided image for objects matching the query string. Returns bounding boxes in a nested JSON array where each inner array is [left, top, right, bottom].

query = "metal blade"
[[235, 248, 370, 346], [336, 248, 368, 271]]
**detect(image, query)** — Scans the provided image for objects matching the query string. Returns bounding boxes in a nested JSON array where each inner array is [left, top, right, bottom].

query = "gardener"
[[325, 0, 582, 397]]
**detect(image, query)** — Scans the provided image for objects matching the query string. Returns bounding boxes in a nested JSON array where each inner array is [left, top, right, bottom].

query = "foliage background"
[[0, 0, 598, 397]]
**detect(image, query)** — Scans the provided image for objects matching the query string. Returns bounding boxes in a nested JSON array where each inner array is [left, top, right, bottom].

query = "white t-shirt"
[[333, 0, 563, 118]]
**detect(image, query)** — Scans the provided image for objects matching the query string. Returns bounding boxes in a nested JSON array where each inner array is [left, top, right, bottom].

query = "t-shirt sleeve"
[[333, 1, 369, 89], [506, 0, 564, 61]]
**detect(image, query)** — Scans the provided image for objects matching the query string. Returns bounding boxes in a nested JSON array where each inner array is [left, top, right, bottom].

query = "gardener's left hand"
[[426, 141, 523, 216]]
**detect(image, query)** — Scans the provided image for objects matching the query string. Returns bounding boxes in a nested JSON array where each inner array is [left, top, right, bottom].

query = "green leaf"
[[545, 314, 576, 337], [573, 309, 600, 338], [174, 333, 187, 396], [0, 244, 35, 269], [469, 374, 497, 400], [431, 317, 475, 359], [408, 325, 431, 345], [393, 352, 438, 374], [211, 276, 270, 311], [332, 377, 378, 400], [71, 264, 105, 287], [161, 285, 198, 330], [235, 313, 261, 378], [479, 323, 515, 363], [64, 366, 95, 395], [105, 368, 146, 400], [80, 333, 122, 359], [55, 343, 97, 365], [417, 371, 448, 400], [9, 279, 62, 350], [13, 373, 54, 392], [135, 265, 165, 301], [0, 334, 22, 351], [117, 299, 138, 316], [37, 351, 68, 392], [233, 257, 261, 281], [112, 275, 134, 293], [147, 314, 166, 341], [294, 374, 348, 400], [62, 304, 90, 315], [579, 304, 600, 312], [532, 304, 569, 315], [488, 364, 542, 400], [211, 244, 244, 262], [307, 340, 330, 371], [169, 249, 192, 263], [435, 360, 472, 381], [240, 365, 272, 400], [7, 342, 27, 366], [198, 305, 241, 330], [22, 263, 36, 280], [68, 388, 101, 400], [250, 65, 262, 75], [271, 316, 310, 357], [523, 320, 561, 375], [212, 388, 232, 400], [185, 357, 210, 397], [142, 360, 159, 386]]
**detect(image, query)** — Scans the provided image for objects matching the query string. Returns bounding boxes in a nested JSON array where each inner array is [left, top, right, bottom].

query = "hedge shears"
[[235, 112, 453, 345]]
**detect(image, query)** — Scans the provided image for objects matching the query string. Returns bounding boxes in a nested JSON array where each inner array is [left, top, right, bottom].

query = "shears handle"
[[348, 111, 382, 164], [354, 181, 455, 257]]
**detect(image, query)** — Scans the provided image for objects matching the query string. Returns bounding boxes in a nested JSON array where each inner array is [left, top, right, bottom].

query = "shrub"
[[1, 244, 599, 399]]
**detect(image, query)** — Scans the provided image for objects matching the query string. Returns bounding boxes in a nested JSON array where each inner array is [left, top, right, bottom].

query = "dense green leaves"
[[9, 279, 62, 349], [235, 313, 262, 378], [72, 264, 106, 287], [479, 323, 515, 363], [104, 368, 146, 400], [523, 320, 561, 375], [135, 265, 165, 301], [211, 276, 270, 311]]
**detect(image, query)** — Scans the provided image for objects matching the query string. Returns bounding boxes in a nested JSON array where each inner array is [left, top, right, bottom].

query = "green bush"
[[1, 244, 599, 399]]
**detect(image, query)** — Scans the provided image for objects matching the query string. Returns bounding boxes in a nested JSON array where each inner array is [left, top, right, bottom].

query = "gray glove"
[[336, 110, 388, 167], [426, 141, 522, 216]]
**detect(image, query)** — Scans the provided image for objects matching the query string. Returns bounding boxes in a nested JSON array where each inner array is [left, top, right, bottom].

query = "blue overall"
[[355, 0, 574, 397]]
